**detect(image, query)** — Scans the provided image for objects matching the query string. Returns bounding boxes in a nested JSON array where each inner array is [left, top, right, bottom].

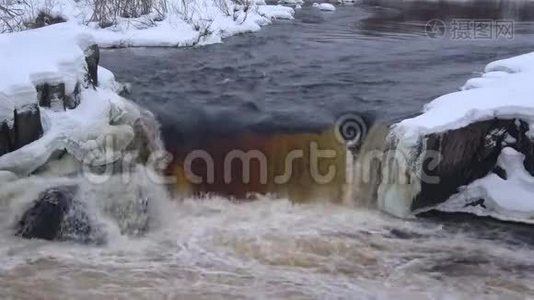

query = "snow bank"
[[1, 0, 294, 48], [0, 25, 93, 120], [392, 52, 534, 144]]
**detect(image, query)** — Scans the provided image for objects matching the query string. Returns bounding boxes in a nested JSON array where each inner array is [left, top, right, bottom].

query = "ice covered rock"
[[0, 23, 170, 243], [313, 3, 336, 11], [406, 119, 524, 211], [376, 51, 534, 222], [280, 0, 304, 5]]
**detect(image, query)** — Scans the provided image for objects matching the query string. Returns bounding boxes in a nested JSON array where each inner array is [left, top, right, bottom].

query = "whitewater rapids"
[[0, 187, 533, 298]]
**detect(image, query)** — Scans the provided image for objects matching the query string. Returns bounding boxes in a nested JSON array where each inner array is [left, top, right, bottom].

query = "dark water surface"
[[101, 1, 534, 150]]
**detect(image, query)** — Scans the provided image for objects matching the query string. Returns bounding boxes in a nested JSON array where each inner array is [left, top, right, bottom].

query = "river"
[[2, 1, 534, 299]]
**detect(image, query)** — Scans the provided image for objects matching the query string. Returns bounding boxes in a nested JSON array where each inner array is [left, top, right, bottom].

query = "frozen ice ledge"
[[375, 51, 534, 224]]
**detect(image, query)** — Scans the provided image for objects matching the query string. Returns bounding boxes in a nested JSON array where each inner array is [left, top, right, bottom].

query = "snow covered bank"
[[0, 0, 294, 48], [376, 51, 534, 224]]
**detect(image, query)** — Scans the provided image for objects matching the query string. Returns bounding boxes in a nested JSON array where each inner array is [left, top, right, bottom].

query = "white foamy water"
[[1, 187, 534, 299]]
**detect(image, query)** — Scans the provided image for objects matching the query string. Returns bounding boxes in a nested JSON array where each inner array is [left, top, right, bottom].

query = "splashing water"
[[1, 176, 534, 298]]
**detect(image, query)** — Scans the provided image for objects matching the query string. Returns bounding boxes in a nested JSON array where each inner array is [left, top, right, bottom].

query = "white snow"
[[313, 3, 337, 11], [1, 0, 294, 48], [392, 51, 534, 142], [434, 147, 534, 224], [0, 24, 93, 120], [90, 3, 294, 47]]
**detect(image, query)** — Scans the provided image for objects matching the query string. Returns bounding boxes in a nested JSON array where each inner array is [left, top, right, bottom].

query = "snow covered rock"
[[376, 51, 534, 223], [434, 147, 534, 223], [313, 3, 336, 11], [279, 0, 304, 5], [0, 25, 103, 161], [0, 23, 170, 244], [0, 24, 168, 181]]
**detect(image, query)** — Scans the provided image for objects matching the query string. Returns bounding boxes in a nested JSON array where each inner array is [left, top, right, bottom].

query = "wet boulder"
[[16, 186, 78, 240], [13, 103, 43, 150], [15, 186, 103, 244]]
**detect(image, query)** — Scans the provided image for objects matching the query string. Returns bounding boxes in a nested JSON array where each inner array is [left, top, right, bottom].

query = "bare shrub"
[[193, 18, 213, 43], [26, 11, 66, 29], [232, 0, 252, 24], [88, 0, 167, 28], [1, 0, 66, 32], [0, 0, 28, 32], [168, 0, 195, 23], [213, 0, 231, 17]]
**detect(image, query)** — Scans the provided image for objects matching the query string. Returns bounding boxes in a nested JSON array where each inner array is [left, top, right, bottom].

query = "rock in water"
[[15, 186, 102, 243], [13, 103, 43, 150], [16, 186, 78, 240], [378, 118, 534, 215]]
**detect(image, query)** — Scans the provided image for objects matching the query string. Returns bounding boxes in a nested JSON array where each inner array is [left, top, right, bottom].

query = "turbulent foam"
[[1, 195, 534, 298]]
